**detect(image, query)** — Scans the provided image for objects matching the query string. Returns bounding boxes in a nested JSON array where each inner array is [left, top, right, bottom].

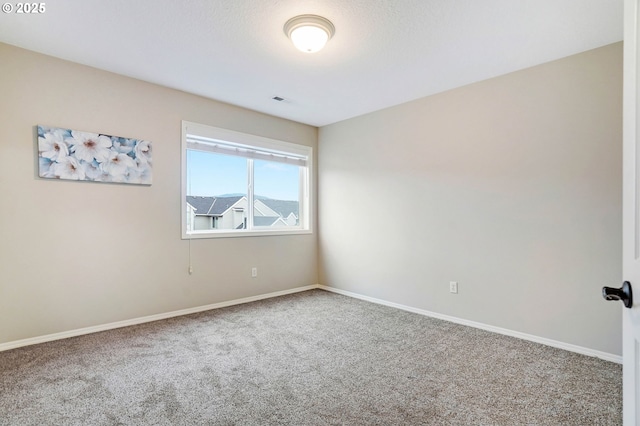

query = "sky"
[[186, 150, 299, 201]]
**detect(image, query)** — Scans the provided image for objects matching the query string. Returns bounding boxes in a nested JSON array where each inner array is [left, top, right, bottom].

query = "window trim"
[[181, 121, 313, 239]]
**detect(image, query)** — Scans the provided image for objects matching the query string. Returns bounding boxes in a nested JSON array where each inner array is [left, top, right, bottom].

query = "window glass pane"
[[182, 121, 311, 238], [186, 150, 248, 231], [253, 159, 300, 228]]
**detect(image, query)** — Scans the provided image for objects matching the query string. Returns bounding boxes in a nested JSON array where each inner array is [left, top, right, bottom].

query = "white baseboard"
[[2, 284, 622, 364], [317, 285, 622, 364], [0, 284, 321, 353]]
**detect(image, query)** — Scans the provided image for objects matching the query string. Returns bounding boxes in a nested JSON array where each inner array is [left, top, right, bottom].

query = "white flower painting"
[[37, 126, 152, 185]]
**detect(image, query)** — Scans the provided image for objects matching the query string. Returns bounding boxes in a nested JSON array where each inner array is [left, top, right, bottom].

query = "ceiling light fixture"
[[284, 15, 335, 53]]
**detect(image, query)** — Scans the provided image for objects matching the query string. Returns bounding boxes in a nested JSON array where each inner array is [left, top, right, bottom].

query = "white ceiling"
[[0, 0, 623, 127]]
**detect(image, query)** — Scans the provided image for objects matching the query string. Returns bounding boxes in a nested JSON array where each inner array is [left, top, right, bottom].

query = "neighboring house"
[[257, 199, 299, 226], [186, 195, 298, 231], [186, 195, 246, 231], [253, 216, 288, 227]]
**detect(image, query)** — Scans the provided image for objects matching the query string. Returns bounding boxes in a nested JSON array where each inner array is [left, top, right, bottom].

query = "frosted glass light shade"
[[290, 26, 329, 53], [284, 15, 335, 53]]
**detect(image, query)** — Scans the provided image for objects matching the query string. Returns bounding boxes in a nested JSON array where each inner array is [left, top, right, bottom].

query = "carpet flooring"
[[0, 289, 622, 425]]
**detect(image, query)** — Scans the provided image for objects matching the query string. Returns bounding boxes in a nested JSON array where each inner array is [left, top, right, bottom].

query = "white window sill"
[[182, 229, 313, 239]]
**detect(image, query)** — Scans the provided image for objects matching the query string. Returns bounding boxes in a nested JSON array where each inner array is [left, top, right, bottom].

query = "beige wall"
[[0, 41, 623, 357], [318, 43, 623, 355], [0, 43, 318, 344]]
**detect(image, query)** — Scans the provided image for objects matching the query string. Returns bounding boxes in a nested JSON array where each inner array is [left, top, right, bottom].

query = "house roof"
[[254, 216, 281, 227], [186, 196, 243, 216], [186, 196, 214, 215], [260, 199, 298, 218], [187, 195, 299, 219]]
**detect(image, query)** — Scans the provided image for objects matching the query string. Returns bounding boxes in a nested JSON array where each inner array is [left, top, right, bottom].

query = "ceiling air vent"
[[272, 96, 286, 102]]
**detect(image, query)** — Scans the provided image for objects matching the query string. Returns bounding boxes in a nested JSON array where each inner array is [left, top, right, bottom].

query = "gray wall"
[[0, 43, 318, 345], [318, 43, 623, 355]]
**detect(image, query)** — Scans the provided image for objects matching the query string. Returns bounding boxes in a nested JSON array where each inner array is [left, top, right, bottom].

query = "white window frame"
[[181, 121, 313, 239]]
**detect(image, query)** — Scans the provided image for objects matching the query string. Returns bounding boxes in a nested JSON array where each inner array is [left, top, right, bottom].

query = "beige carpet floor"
[[0, 289, 622, 425]]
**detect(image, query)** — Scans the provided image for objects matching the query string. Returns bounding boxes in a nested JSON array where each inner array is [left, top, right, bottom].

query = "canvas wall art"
[[37, 125, 152, 185]]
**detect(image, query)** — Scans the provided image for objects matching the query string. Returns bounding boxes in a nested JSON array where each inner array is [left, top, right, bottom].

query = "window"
[[181, 121, 312, 238]]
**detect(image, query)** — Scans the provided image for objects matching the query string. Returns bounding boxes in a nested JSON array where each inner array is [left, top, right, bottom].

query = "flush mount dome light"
[[284, 15, 335, 53]]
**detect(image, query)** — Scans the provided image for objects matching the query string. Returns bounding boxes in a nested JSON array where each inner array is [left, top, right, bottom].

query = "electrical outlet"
[[449, 281, 458, 294], [251, 267, 258, 278]]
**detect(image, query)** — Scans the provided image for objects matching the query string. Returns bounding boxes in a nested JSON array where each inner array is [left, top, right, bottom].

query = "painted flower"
[[137, 163, 152, 184], [112, 138, 133, 155], [126, 163, 152, 184], [39, 130, 69, 161], [101, 151, 137, 179], [38, 157, 56, 178], [66, 131, 113, 163], [82, 160, 103, 180], [52, 156, 86, 180], [134, 140, 152, 165], [121, 137, 137, 148], [124, 167, 140, 183]]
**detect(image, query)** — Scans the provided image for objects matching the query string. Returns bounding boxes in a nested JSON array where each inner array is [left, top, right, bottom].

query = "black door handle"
[[602, 281, 633, 308]]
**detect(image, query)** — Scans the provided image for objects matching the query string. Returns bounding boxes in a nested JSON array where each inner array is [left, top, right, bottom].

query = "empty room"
[[1, 0, 637, 424]]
